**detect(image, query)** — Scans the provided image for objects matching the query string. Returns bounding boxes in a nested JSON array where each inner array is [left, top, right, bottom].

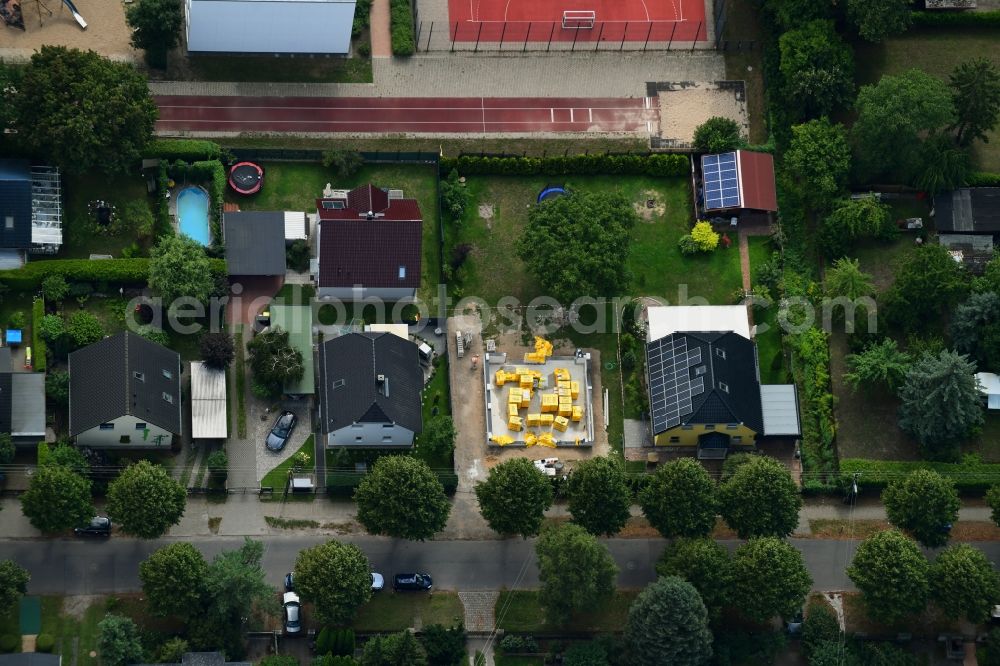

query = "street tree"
[[567, 456, 632, 536], [0, 560, 30, 612], [952, 291, 1000, 372], [819, 196, 894, 260], [106, 460, 186, 539], [898, 350, 983, 460], [950, 58, 1000, 147], [845, 338, 912, 395], [139, 542, 208, 619], [47, 443, 90, 477], [625, 576, 713, 666], [778, 21, 855, 121], [293, 540, 373, 625], [149, 234, 215, 306], [245, 327, 304, 397], [98, 615, 145, 666], [474, 457, 554, 538], [730, 538, 812, 623], [883, 470, 960, 547], [930, 544, 1000, 623], [126, 0, 184, 68], [21, 464, 93, 533], [718, 455, 801, 538], [638, 458, 718, 539], [656, 538, 733, 619], [536, 523, 618, 624], [783, 118, 851, 211], [517, 192, 638, 304], [846, 0, 912, 42], [200, 332, 235, 370], [355, 456, 450, 541], [66, 311, 104, 349], [361, 631, 428, 666], [692, 116, 744, 154], [883, 244, 969, 334], [12, 47, 157, 175], [853, 69, 956, 180], [847, 530, 930, 624], [420, 415, 456, 458]]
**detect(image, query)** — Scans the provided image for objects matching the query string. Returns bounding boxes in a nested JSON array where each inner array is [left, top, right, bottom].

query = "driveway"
[[228, 276, 284, 326]]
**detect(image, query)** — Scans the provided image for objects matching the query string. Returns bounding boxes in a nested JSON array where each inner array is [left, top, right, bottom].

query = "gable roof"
[[317, 332, 423, 434], [316, 184, 422, 289], [646, 330, 763, 436], [68, 332, 183, 436], [934, 188, 1000, 234], [647, 305, 752, 343], [224, 211, 287, 275], [0, 159, 33, 250]]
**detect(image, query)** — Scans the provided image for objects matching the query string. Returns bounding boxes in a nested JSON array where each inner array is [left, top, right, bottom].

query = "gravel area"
[[658, 82, 749, 144], [0, 0, 138, 62]]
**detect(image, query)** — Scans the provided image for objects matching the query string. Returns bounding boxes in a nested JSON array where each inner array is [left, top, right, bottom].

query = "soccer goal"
[[562, 10, 596, 29]]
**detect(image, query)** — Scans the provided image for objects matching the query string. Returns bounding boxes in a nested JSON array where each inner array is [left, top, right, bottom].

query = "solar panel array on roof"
[[648, 335, 706, 432], [702, 152, 741, 211]]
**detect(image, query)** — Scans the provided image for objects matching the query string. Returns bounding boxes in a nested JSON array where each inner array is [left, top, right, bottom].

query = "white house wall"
[[186, 0, 356, 54], [75, 415, 174, 448], [327, 422, 414, 447]]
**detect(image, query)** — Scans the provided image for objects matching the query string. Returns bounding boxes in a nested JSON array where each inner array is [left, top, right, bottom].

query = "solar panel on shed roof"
[[702, 152, 741, 211], [647, 334, 698, 432]]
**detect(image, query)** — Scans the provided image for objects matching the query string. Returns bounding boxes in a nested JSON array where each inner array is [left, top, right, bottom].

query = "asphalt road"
[[6, 537, 1000, 596]]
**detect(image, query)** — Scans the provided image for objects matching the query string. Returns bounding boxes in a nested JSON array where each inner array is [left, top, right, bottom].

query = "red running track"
[[155, 96, 658, 134]]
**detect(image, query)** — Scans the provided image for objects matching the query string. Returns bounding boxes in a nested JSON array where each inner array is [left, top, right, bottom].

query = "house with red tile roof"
[[315, 184, 422, 302]]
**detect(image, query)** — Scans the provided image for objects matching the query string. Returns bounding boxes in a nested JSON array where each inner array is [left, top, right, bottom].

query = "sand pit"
[[1, 0, 138, 62], [657, 82, 749, 146]]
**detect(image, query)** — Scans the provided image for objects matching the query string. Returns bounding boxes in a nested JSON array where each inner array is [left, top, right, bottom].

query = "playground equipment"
[[537, 185, 566, 204], [62, 0, 85, 29], [228, 162, 264, 195], [5, 0, 86, 29]]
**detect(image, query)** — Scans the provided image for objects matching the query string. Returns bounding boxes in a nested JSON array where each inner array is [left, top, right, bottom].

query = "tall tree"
[[819, 197, 894, 260], [638, 458, 718, 539], [952, 291, 1000, 372], [47, 442, 91, 477], [844, 338, 912, 394], [126, 0, 184, 68], [149, 234, 214, 306], [778, 21, 855, 121], [200, 332, 235, 370], [106, 460, 186, 539], [783, 118, 852, 212], [474, 458, 554, 538], [846, 0, 912, 42], [898, 350, 984, 460], [913, 133, 970, 196], [567, 456, 632, 537], [853, 70, 956, 180], [245, 327, 304, 397], [718, 455, 801, 538], [293, 540, 373, 625], [950, 58, 1000, 147], [66, 311, 105, 349], [21, 464, 94, 533], [692, 116, 744, 154], [625, 577, 713, 666], [656, 538, 733, 619], [930, 544, 1000, 623], [883, 244, 969, 334], [98, 615, 145, 666], [139, 543, 208, 619], [847, 530, 929, 624], [825, 257, 876, 302], [517, 192, 638, 304], [355, 456, 451, 541], [731, 538, 812, 623], [0, 560, 30, 612], [12, 47, 156, 175], [535, 523, 618, 624], [883, 470, 960, 547]]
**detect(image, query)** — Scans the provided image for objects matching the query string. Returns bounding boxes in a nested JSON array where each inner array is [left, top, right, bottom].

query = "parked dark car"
[[393, 573, 432, 591], [284, 572, 295, 592], [283, 592, 302, 634], [265, 411, 297, 452], [74, 516, 112, 537]]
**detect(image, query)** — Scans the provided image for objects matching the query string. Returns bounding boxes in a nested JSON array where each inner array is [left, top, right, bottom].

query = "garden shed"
[[191, 361, 228, 439]]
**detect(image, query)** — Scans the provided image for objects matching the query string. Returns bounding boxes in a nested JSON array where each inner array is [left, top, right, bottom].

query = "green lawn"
[[854, 28, 1000, 172], [261, 435, 315, 490], [226, 162, 441, 304], [747, 236, 787, 384], [174, 55, 373, 84], [495, 591, 638, 633], [413, 355, 453, 470], [61, 172, 152, 259], [352, 592, 464, 632]]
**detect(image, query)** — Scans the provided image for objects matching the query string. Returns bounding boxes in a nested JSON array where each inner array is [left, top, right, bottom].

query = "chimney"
[[367, 210, 374, 221], [376, 374, 385, 384]]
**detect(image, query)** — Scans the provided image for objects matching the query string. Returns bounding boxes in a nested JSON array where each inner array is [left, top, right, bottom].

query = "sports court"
[[448, 0, 708, 43]]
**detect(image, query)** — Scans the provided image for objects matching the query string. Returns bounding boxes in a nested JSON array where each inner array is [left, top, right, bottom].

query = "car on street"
[[74, 516, 112, 537], [265, 411, 297, 452], [393, 573, 432, 591], [283, 592, 302, 635]]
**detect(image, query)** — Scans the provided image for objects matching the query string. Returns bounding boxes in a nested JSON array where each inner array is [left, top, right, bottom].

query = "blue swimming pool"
[[176, 187, 210, 246]]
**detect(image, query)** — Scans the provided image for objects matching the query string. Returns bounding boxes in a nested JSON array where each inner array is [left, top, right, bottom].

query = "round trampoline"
[[229, 162, 264, 195], [537, 185, 566, 203]]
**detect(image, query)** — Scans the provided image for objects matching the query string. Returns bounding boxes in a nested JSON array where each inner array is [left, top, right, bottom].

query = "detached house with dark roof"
[[317, 332, 423, 448], [69, 332, 182, 448], [645, 306, 799, 459], [315, 184, 422, 302]]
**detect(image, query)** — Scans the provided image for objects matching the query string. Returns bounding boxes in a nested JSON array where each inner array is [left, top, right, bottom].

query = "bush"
[[316, 627, 332, 655], [286, 239, 311, 273], [0, 635, 18, 653], [206, 450, 228, 481], [841, 455, 1000, 492], [441, 153, 689, 177], [353, 0, 372, 35], [35, 634, 55, 653], [437, 471, 459, 495], [146, 139, 221, 162], [690, 221, 719, 251], [31, 297, 46, 372], [0, 258, 222, 291], [357, 40, 371, 57], [499, 635, 539, 654], [390, 0, 415, 55], [330, 628, 355, 657], [326, 472, 364, 497], [910, 9, 1000, 27], [322, 150, 365, 178], [788, 327, 837, 481], [677, 234, 700, 255], [968, 172, 1000, 187]]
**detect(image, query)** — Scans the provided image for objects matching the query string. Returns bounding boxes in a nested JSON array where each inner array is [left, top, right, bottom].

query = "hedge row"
[[788, 327, 838, 486], [326, 470, 458, 496], [390, 0, 415, 56], [0, 257, 227, 291], [147, 139, 222, 162], [31, 297, 45, 373], [911, 9, 1000, 27], [967, 172, 1000, 187], [441, 153, 690, 177], [841, 455, 1000, 492]]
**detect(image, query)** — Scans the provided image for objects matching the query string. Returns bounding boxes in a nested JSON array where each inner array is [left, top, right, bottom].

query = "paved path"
[[369, 0, 392, 57]]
